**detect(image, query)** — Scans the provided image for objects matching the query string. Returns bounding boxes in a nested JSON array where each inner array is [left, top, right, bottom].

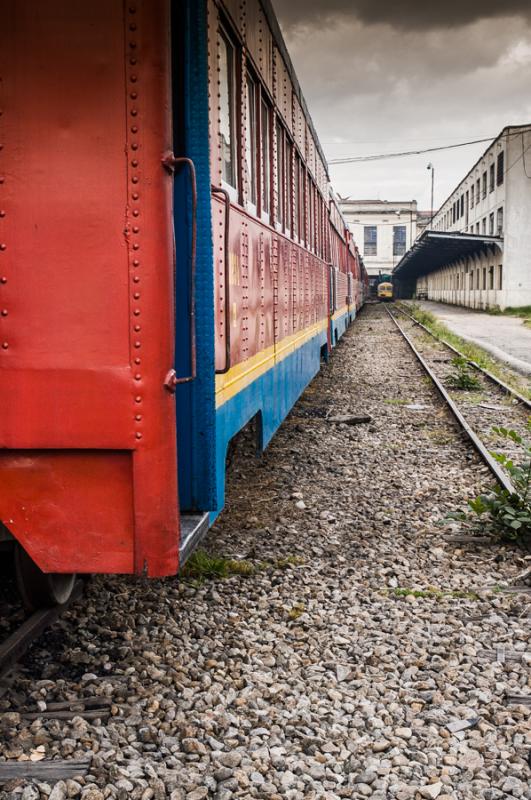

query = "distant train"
[[377, 282, 394, 301], [0, 0, 368, 608]]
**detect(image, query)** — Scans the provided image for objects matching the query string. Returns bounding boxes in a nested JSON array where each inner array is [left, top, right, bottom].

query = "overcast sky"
[[273, 0, 531, 210]]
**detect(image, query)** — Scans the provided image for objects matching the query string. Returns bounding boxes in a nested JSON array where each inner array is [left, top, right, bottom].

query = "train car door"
[[0, 1, 180, 582]]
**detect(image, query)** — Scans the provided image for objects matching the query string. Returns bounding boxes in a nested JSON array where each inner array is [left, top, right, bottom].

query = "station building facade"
[[340, 199, 420, 292], [395, 125, 531, 309]]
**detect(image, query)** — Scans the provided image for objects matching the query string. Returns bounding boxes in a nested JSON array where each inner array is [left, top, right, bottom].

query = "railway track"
[[0, 581, 84, 684], [385, 303, 531, 496]]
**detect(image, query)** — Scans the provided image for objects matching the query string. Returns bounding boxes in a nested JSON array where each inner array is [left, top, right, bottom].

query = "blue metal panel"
[[212, 327, 328, 517], [173, 0, 217, 512]]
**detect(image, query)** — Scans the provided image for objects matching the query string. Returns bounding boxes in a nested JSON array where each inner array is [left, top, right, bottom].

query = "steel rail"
[[384, 305, 515, 494], [393, 303, 531, 411], [0, 581, 84, 681]]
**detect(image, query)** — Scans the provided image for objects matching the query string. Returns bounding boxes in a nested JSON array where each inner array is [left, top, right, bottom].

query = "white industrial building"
[[340, 199, 420, 292], [394, 124, 531, 309]]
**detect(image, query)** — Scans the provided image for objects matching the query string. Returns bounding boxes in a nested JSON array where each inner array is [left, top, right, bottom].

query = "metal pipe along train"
[[0, 0, 368, 608]]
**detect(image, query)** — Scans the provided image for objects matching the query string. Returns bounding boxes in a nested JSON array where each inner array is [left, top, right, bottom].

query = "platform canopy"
[[393, 230, 503, 281]]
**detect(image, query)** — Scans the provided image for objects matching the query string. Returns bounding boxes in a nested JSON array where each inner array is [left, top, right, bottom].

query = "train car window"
[[260, 99, 271, 218], [245, 74, 257, 207], [285, 140, 292, 236], [219, 29, 237, 190], [275, 120, 284, 228], [293, 155, 299, 240]]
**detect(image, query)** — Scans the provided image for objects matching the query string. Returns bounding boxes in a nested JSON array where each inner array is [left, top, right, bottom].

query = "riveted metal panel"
[[0, 0, 179, 576]]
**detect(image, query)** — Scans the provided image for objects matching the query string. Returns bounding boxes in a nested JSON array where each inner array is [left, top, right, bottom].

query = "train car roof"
[[262, 0, 330, 182]]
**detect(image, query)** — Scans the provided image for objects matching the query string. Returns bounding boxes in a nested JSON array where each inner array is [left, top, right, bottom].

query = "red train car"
[[0, 0, 367, 608]]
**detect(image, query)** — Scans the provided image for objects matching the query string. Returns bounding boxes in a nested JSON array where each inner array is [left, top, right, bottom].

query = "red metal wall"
[[0, 1, 179, 576]]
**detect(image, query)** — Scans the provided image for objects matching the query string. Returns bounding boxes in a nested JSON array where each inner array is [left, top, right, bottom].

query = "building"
[[394, 124, 531, 309], [340, 199, 419, 292], [415, 210, 433, 239]]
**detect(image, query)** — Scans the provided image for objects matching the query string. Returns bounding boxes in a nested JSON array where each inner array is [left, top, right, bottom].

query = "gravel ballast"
[[0, 303, 529, 800]]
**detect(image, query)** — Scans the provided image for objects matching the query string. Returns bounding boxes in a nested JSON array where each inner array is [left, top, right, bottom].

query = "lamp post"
[[427, 163, 435, 226]]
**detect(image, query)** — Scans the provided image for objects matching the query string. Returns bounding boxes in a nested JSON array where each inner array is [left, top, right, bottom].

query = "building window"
[[260, 99, 271, 216], [489, 163, 495, 193], [293, 156, 299, 239], [482, 217, 486, 234], [482, 171, 487, 199], [460, 195, 464, 218], [470, 185, 475, 207], [219, 29, 237, 189], [393, 225, 407, 256], [497, 151, 504, 185], [245, 74, 257, 206], [482, 267, 487, 289], [489, 212, 494, 235], [476, 268, 480, 289], [497, 207, 503, 235], [465, 191, 469, 225], [498, 264, 503, 289], [489, 266, 494, 289], [476, 222, 480, 234], [476, 178, 480, 203], [364, 225, 377, 256]]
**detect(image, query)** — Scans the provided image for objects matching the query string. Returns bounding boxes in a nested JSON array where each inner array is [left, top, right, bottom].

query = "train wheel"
[[14, 545, 76, 612]]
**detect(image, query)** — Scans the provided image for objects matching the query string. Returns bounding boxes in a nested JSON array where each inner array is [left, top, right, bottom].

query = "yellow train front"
[[377, 281, 393, 301]]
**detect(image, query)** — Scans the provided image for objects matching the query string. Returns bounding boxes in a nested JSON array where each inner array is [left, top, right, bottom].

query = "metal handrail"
[[212, 185, 232, 375]]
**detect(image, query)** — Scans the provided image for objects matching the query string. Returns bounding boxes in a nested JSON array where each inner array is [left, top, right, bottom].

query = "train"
[[0, 0, 368, 609], [377, 282, 394, 301]]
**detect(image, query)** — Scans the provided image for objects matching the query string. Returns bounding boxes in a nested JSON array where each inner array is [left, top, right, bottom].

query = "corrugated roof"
[[393, 231, 503, 280]]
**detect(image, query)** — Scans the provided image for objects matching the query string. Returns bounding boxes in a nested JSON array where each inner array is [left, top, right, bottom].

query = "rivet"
[[129, 6, 136, 13], [131, 109, 138, 116], [134, 325, 141, 332], [135, 414, 142, 421], [133, 309, 140, 315], [0, 211, 5, 217], [131, 143, 139, 150], [133, 259, 140, 266], [134, 357, 141, 364], [132, 209, 140, 216], [0, 277, 6, 284], [1, 342, 8, 349], [132, 176, 139, 183], [135, 373, 141, 380], [1, 309, 7, 316], [135, 432, 142, 439], [132, 192, 139, 199], [131, 126, 138, 133], [129, 23, 137, 31], [132, 243, 140, 250], [0, 178, 4, 184], [135, 396, 142, 403], [131, 159, 138, 167], [134, 341, 141, 348], [130, 58, 137, 65], [134, 292, 140, 299], [130, 92, 138, 100], [130, 75, 138, 83], [130, 41, 137, 48], [0, 244, 6, 251]]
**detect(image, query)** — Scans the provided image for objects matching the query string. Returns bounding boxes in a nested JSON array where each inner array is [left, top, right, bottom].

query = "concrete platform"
[[414, 300, 531, 376]]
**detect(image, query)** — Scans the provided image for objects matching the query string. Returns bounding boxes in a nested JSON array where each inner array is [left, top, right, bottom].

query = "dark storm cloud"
[[274, 0, 531, 30]]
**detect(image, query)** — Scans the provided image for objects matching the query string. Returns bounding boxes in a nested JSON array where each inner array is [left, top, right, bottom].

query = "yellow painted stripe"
[[331, 305, 349, 322], [215, 318, 328, 407]]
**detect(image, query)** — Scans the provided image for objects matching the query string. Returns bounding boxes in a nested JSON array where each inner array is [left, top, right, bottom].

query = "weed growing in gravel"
[[405, 303, 531, 400], [389, 587, 479, 600], [287, 603, 306, 620], [447, 422, 531, 545], [384, 398, 411, 406], [182, 550, 306, 582], [446, 356, 482, 391], [182, 550, 258, 580]]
